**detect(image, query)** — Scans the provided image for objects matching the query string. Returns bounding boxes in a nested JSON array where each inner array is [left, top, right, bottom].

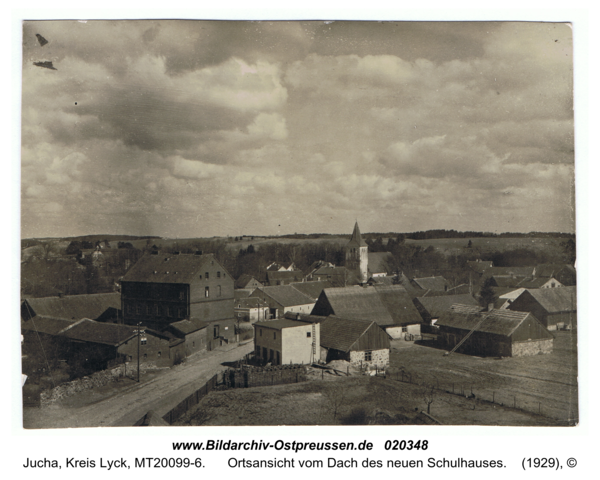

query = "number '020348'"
[[384, 440, 428, 451]]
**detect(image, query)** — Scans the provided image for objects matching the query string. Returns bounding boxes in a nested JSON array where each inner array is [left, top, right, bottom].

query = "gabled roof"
[[22, 293, 121, 321], [373, 285, 423, 326], [320, 316, 375, 352], [166, 319, 208, 336], [513, 286, 577, 313], [21, 315, 75, 335], [414, 294, 480, 319], [347, 222, 367, 248], [121, 253, 230, 284], [535, 263, 576, 278], [482, 266, 535, 279], [254, 319, 309, 331], [436, 305, 547, 338], [59, 319, 168, 346], [235, 274, 263, 289], [517, 277, 562, 289], [235, 297, 269, 309], [411, 276, 449, 292], [283, 312, 327, 323], [251, 285, 314, 307], [266, 270, 304, 284], [290, 281, 332, 301], [315, 286, 394, 325], [312, 266, 347, 276]]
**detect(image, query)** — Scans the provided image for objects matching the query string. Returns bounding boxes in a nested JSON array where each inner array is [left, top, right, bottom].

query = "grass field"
[[175, 333, 577, 426], [390, 331, 578, 424]]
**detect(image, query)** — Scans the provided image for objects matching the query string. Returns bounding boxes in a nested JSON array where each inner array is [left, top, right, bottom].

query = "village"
[[20, 223, 577, 427]]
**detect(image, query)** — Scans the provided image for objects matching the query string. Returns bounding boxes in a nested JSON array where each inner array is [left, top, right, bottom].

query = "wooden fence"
[[160, 373, 220, 425]]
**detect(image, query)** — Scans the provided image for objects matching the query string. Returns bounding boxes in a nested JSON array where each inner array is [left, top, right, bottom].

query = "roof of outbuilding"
[[283, 312, 327, 323], [290, 281, 332, 301], [414, 294, 480, 318], [22, 293, 121, 321], [436, 304, 546, 338], [411, 276, 449, 291], [320, 316, 374, 352], [254, 319, 310, 331], [482, 266, 535, 278], [466, 260, 494, 274], [266, 270, 305, 284], [59, 319, 168, 346], [235, 274, 262, 289], [373, 285, 424, 326], [121, 253, 230, 284], [166, 319, 208, 336], [514, 286, 577, 313], [21, 315, 76, 335], [251, 285, 314, 307], [535, 263, 576, 278]]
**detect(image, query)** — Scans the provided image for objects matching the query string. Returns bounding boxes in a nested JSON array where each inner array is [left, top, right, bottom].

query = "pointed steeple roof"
[[347, 222, 367, 248]]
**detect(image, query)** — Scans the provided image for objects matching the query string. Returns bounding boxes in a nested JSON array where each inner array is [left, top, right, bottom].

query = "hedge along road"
[[24, 342, 255, 429]]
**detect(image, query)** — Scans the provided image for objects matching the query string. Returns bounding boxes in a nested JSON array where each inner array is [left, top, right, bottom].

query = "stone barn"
[[436, 304, 554, 357], [319, 316, 390, 368]]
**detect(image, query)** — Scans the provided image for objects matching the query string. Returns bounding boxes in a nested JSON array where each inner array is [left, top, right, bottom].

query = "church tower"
[[345, 222, 368, 284]]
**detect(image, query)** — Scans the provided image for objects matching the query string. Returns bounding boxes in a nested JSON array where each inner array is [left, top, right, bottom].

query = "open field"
[[176, 372, 558, 426], [390, 331, 578, 424]]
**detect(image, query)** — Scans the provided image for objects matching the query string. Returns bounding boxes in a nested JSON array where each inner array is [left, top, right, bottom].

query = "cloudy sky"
[[21, 20, 575, 238]]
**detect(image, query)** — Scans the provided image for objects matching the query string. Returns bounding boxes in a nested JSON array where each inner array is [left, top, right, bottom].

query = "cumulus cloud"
[[21, 20, 575, 238]]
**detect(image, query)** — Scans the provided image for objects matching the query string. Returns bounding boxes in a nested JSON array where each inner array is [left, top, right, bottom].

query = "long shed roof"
[[22, 293, 121, 321], [320, 316, 374, 352]]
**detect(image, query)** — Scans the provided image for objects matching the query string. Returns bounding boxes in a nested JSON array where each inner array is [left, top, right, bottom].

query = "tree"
[[424, 386, 435, 415], [479, 277, 496, 307], [467, 240, 473, 248]]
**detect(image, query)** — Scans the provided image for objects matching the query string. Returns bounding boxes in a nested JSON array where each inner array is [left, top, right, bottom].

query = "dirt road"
[[23, 342, 254, 429]]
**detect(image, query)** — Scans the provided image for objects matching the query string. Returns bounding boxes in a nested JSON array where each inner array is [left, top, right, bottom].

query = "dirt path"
[[23, 342, 254, 429]]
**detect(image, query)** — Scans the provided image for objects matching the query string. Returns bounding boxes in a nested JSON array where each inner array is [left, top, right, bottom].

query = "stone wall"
[[512, 339, 553, 357], [349, 348, 389, 368], [39, 362, 164, 408]]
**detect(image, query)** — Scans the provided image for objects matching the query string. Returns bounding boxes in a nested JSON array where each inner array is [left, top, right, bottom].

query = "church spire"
[[347, 221, 367, 247]]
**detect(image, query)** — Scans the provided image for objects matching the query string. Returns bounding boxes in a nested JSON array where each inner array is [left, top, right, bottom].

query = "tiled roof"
[[290, 281, 332, 301], [254, 319, 309, 331], [121, 253, 230, 284], [373, 285, 423, 326], [21, 315, 75, 335], [166, 319, 208, 336], [59, 319, 167, 346], [414, 294, 480, 319], [320, 316, 374, 352], [411, 276, 449, 292], [251, 285, 314, 307], [235, 274, 263, 289], [535, 264, 576, 278], [436, 305, 545, 337], [22, 293, 121, 321], [516, 286, 577, 313], [266, 270, 304, 284]]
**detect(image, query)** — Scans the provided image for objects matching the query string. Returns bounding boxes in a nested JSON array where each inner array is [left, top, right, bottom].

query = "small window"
[[205, 286, 210, 298], [217, 285, 221, 297], [157, 351, 161, 358], [364, 350, 372, 362], [179, 290, 185, 300], [141, 337, 147, 345], [192, 341, 195, 348], [143, 353, 147, 360], [217, 271, 221, 278], [307, 332, 311, 338], [205, 272, 209, 279]]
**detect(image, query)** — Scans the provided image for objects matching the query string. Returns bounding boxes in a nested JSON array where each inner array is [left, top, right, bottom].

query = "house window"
[[205, 272, 209, 279], [157, 351, 161, 358], [213, 325, 220, 338], [307, 332, 311, 338], [154, 304, 160, 316], [217, 271, 221, 278], [136, 304, 142, 315], [167, 306, 173, 317], [179, 290, 185, 300], [217, 285, 221, 297], [205, 286, 210, 298], [192, 341, 195, 348], [401, 327, 407, 333], [364, 350, 372, 362], [126, 303, 133, 314], [141, 337, 147, 345], [143, 353, 147, 360]]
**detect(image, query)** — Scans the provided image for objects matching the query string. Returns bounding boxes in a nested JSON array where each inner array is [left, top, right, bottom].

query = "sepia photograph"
[[19, 19, 577, 429]]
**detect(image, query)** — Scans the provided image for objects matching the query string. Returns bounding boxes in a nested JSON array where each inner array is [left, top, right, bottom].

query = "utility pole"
[[135, 322, 145, 383]]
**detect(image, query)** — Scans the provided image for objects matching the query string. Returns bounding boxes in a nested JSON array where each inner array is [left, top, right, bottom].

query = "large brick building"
[[120, 252, 235, 346]]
